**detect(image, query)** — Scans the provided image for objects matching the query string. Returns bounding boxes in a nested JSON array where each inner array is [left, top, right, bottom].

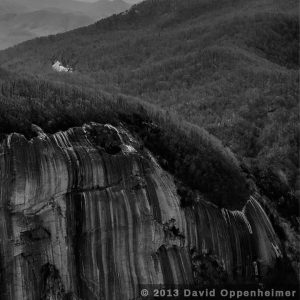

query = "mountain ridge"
[[0, 0, 299, 281], [0, 0, 130, 50], [0, 0, 298, 202]]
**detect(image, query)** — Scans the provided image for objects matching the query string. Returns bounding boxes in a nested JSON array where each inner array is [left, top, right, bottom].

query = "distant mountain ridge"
[[0, 0, 130, 49], [0, 10, 93, 50]]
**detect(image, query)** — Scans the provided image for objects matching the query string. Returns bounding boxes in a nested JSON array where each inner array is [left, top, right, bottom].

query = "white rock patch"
[[52, 60, 73, 73]]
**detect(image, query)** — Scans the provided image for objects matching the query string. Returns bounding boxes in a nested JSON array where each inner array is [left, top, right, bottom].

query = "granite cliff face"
[[0, 123, 282, 300]]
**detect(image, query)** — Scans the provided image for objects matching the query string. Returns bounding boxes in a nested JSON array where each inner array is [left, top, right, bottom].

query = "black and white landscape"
[[0, 0, 299, 299]]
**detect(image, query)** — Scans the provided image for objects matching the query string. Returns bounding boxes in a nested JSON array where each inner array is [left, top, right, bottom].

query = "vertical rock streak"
[[0, 123, 281, 300]]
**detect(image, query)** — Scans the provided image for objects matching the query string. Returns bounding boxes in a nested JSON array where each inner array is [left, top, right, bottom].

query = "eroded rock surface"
[[0, 123, 282, 300]]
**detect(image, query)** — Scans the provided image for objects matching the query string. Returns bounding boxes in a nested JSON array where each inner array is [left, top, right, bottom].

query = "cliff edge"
[[0, 123, 282, 300]]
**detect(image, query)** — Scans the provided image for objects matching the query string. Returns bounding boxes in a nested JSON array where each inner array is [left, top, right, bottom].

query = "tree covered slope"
[[0, 0, 299, 223]]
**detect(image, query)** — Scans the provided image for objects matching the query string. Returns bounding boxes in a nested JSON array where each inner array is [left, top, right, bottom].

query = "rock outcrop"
[[0, 123, 282, 300]]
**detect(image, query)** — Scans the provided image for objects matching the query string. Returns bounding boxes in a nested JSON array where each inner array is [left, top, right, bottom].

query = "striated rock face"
[[0, 123, 282, 300]]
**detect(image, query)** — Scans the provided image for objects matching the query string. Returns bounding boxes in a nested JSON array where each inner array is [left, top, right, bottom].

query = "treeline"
[[0, 78, 116, 140], [0, 75, 250, 210]]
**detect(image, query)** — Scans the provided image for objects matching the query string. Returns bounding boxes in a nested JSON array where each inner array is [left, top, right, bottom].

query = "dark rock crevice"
[[40, 263, 66, 300]]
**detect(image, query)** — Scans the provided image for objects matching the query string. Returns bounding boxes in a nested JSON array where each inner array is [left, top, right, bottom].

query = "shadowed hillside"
[[0, 0, 298, 219], [0, 70, 251, 210]]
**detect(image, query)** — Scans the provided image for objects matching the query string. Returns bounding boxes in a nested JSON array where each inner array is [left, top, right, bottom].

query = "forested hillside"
[[0, 0, 299, 228], [0, 68, 252, 210]]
